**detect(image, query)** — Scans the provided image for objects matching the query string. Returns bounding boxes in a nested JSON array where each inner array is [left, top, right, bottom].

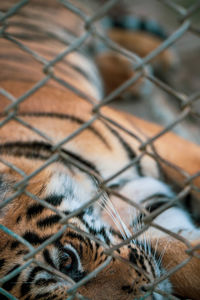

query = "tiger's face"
[[0, 160, 171, 300]]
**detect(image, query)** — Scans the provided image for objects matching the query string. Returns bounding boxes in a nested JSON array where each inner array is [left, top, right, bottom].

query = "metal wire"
[[0, 0, 200, 299]]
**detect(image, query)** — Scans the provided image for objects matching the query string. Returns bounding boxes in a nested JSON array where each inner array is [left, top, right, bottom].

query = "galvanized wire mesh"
[[0, 0, 200, 299]]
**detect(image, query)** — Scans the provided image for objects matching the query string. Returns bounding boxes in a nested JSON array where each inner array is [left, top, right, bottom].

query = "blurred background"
[[82, 0, 200, 144]]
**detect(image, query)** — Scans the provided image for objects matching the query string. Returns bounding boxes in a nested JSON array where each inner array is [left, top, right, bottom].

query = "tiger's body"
[[0, 1, 200, 300]]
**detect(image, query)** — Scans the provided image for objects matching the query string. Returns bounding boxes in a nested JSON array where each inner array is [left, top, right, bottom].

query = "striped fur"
[[0, 1, 200, 299]]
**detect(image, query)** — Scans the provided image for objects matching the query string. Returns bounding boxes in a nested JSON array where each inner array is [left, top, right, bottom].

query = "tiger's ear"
[[154, 238, 200, 299], [95, 16, 177, 95]]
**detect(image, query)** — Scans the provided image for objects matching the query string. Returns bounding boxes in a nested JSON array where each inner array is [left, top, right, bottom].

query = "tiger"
[[0, 1, 200, 300]]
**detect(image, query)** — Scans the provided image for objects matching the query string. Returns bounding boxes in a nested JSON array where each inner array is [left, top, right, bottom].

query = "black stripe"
[[79, 243, 83, 259], [100, 251, 105, 257], [133, 197, 170, 226], [36, 214, 61, 228], [129, 249, 139, 265], [138, 254, 147, 271], [109, 228, 123, 240], [82, 218, 111, 246], [7, 15, 78, 41], [106, 124, 136, 159], [26, 204, 45, 220], [142, 192, 171, 203], [0, 141, 100, 174], [62, 149, 100, 174], [43, 249, 57, 269], [0, 258, 5, 269], [145, 200, 169, 213], [2, 264, 21, 291], [44, 195, 63, 206], [23, 231, 51, 245], [0, 112, 110, 149], [16, 216, 22, 223], [106, 16, 167, 40], [63, 59, 101, 90], [20, 266, 44, 297], [64, 230, 93, 254], [94, 248, 98, 261], [10, 241, 20, 250], [0, 141, 50, 160], [104, 123, 143, 176], [65, 231, 88, 247], [35, 278, 57, 286], [99, 227, 111, 245]]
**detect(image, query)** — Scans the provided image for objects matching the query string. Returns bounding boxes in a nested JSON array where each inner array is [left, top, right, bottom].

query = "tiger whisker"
[[104, 197, 132, 239], [97, 200, 127, 240], [157, 238, 171, 267]]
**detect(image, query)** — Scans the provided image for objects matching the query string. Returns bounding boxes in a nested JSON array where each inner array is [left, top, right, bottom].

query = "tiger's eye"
[[60, 246, 80, 277], [61, 253, 73, 271]]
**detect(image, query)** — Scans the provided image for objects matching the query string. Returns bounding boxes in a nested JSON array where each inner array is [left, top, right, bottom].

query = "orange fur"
[[0, 1, 200, 299], [153, 238, 200, 298], [96, 29, 176, 94]]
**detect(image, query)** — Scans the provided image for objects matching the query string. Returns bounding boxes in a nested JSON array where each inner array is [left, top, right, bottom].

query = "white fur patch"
[[68, 52, 104, 100], [119, 176, 200, 241], [119, 177, 174, 204], [46, 173, 96, 211], [149, 207, 200, 240]]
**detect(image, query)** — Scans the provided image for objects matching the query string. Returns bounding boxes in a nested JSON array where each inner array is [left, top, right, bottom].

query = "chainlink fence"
[[0, 0, 200, 299]]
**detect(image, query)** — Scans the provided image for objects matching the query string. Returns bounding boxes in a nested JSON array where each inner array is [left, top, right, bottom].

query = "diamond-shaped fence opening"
[[0, 0, 200, 299]]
